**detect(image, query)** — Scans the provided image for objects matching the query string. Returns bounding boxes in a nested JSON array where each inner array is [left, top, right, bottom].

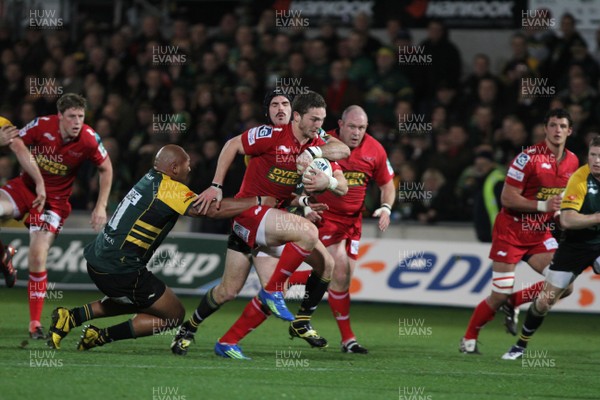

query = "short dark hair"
[[57, 93, 87, 114], [589, 135, 600, 148], [544, 108, 572, 127], [292, 90, 326, 116]]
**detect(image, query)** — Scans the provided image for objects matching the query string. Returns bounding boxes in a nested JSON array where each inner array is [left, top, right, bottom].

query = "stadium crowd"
[[0, 8, 598, 233]]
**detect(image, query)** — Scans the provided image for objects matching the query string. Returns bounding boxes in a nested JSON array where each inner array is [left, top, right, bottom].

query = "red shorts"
[[317, 213, 362, 260], [1, 176, 71, 234], [489, 212, 558, 264], [232, 205, 272, 248]]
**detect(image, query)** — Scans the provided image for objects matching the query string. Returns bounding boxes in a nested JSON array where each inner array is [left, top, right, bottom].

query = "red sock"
[[328, 289, 355, 343], [287, 270, 311, 287], [28, 271, 47, 330], [264, 242, 311, 292], [464, 299, 496, 340], [510, 281, 544, 307], [219, 297, 268, 344]]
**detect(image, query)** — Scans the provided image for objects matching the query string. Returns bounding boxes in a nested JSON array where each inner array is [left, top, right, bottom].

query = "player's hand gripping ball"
[[302, 157, 332, 195]]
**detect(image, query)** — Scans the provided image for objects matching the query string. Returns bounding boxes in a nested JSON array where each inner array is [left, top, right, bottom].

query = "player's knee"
[[302, 222, 319, 248]]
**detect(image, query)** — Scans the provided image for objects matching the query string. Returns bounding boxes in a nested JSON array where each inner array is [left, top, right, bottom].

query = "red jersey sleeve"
[[82, 126, 108, 166], [241, 125, 276, 156], [18, 117, 43, 146], [505, 151, 532, 190]]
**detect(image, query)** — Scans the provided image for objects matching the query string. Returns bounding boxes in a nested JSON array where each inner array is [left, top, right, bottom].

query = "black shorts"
[[227, 231, 251, 254], [87, 263, 166, 309], [549, 242, 600, 276]]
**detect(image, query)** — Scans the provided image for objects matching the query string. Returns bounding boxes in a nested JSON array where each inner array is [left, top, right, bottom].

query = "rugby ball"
[[0, 116, 14, 127], [302, 157, 333, 195], [304, 157, 332, 178]]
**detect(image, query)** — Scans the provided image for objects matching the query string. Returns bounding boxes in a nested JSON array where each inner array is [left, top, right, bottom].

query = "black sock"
[[71, 303, 94, 327], [516, 302, 546, 348], [188, 287, 220, 332], [99, 320, 135, 344], [296, 272, 330, 319]]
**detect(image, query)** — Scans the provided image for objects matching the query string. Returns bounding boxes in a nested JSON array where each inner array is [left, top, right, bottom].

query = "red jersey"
[[502, 141, 578, 225], [18, 115, 108, 199], [317, 130, 394, 217], [238, 124, 328, 200]]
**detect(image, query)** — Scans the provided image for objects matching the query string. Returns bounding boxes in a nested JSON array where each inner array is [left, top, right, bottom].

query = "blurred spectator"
[[468, 148, 505, 242], [412, 167, 460, 223], [567, 37, 600, 89], [462, 54, 500, 101], [60, 55, 84, 95], [324, 59, 363, 126], [365, 47, 413, 124], [429, 123, 473, 186], [549, 13, 584, 85], [419, 20, 462, 99], [141, 68, 171, 112], [559, 73, 598, 116], [522, 9, 557, 70], [305, 39, 330, 84], [352, 12, 381, 56], [346, 31, 375, 88], [502, 33, 540, 83], [0, 61, 24, 114], [468, 105, 496, 146]]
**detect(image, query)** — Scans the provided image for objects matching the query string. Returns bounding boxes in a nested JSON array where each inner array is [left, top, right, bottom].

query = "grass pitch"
[[0, 288, 598, 400]]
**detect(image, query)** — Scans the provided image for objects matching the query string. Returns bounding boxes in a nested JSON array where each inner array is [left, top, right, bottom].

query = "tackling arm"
[[560, 209, 600, 230], [194, 135, 245, 214]]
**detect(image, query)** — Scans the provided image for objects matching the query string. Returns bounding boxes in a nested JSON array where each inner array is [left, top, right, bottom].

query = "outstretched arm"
[[186, 196, 277, 219], [194, 135, 245, 214]]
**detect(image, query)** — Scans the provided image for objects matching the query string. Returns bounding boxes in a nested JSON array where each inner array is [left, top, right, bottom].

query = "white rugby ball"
[[304, 157, 332, 178]]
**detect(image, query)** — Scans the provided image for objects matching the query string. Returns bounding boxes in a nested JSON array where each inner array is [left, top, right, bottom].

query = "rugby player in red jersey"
[[193, 91, 350, 359], [288, 105, 396, 354], [0, 94, 113, 338], [460, 108, 578, 354]]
